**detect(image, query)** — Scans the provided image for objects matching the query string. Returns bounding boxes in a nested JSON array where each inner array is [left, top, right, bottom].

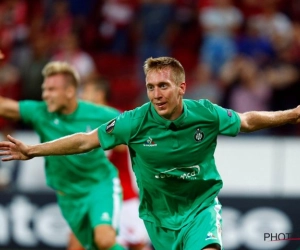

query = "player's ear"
[[179, 82, 186, 95], [66, 85, 76, 98]]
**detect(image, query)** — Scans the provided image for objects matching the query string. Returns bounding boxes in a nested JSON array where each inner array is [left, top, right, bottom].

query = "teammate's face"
[[146, 68, 185, 120], [42, 74, 74, 113]]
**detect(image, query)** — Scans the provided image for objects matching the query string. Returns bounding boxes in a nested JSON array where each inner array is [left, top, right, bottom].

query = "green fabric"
[[109, 243, 126, 250], [98, 99, 240, 230], [144, 198, 223, 250], [57, 172, 122, 250], [19, 100, 120, 195]]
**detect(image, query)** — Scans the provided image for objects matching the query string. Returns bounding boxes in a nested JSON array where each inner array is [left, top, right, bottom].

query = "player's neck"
[[60, 99, 78, 115]]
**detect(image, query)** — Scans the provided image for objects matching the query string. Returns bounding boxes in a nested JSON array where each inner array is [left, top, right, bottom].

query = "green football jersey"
[[98, 99, 241, 230], [19, 100, 120, 196]]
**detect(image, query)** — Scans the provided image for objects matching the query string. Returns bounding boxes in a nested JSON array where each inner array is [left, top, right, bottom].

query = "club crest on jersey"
[[194, 128, 204, 142], [106, 119, 116, 133]]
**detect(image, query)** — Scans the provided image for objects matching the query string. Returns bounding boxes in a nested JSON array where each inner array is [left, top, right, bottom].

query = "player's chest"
[[38, 118, 98, 139], [131, 125, 214, 164]]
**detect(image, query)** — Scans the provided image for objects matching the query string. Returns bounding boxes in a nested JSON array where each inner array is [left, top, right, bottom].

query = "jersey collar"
[[150, 101, 187, 129]]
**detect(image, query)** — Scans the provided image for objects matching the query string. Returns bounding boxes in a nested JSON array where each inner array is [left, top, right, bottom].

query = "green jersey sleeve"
[[213, 103, 241, 136], [97, 111, 132, 150]]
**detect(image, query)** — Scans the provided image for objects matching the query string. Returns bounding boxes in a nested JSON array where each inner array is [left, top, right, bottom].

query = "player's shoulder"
[[19, 100, 48, 114], [184, 99, 223, 126], [121, 102, 151, 120], [19, 100, 49, 123], [184, 99, 216, 112], [19, 100, 46, 108], [78, 100, 120, 115]]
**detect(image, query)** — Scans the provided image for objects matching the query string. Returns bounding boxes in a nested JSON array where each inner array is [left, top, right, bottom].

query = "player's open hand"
[[0, 135, 32, 161], [291, 105, 300, 124]]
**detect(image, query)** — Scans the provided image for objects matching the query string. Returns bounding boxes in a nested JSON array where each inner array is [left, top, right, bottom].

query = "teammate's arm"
[[0, 50, 20, 120], [0, 96, 21, 120], [239, 105, 300, 133], [0, 129, 101, 161]]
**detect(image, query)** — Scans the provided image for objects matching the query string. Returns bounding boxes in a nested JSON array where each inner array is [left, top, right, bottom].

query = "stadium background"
[[1, 0, 300, 249]]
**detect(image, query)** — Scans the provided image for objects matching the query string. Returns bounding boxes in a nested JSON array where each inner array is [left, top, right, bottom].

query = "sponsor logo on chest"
[[143, 137, 157, 147]]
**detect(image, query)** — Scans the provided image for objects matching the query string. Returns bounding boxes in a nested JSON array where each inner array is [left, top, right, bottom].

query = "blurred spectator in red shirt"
[[45, 0, 73, 50], [0, 0, 29, 57], [51, 32, 97, 83], [97, 0, 138, 55]]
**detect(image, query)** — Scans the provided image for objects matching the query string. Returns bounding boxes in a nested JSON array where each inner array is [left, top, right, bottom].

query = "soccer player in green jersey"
[[0, 61, 125, 250], [1, 57, 300, 250]]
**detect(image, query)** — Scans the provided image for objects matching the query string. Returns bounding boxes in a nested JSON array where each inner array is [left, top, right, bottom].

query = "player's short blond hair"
[[42, 61, 80, 88], [143, 57, 185, 86]]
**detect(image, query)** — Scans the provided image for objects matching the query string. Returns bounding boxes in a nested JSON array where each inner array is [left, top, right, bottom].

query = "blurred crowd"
[[1, 0, 300, 137]]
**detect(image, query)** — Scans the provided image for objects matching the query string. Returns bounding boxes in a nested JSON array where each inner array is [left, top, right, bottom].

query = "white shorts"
[[117, 197, 150, 247]]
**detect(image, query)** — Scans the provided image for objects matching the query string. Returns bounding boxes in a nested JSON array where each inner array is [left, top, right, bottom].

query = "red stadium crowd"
[[1, 0, 300, 136]]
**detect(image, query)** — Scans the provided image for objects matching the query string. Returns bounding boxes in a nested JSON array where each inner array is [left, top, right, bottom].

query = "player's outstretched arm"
[[0, 96, 21, 120], [0, 51, 21, 120], [239, 105, 300, 133], [0, 129, 101, 161]]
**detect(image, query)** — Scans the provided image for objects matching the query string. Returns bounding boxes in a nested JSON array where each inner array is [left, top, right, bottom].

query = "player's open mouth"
[[156, 103, 166, 108]]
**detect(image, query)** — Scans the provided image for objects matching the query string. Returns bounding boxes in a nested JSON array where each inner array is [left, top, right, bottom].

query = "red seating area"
[[93, 53, 142, 110], [109, 76, 143, 111], [93, 53, 137, 78]]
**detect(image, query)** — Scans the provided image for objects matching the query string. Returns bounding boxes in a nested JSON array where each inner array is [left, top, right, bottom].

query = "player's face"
[[42, 74, 74, 113], [146, 68, 185, 120]]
